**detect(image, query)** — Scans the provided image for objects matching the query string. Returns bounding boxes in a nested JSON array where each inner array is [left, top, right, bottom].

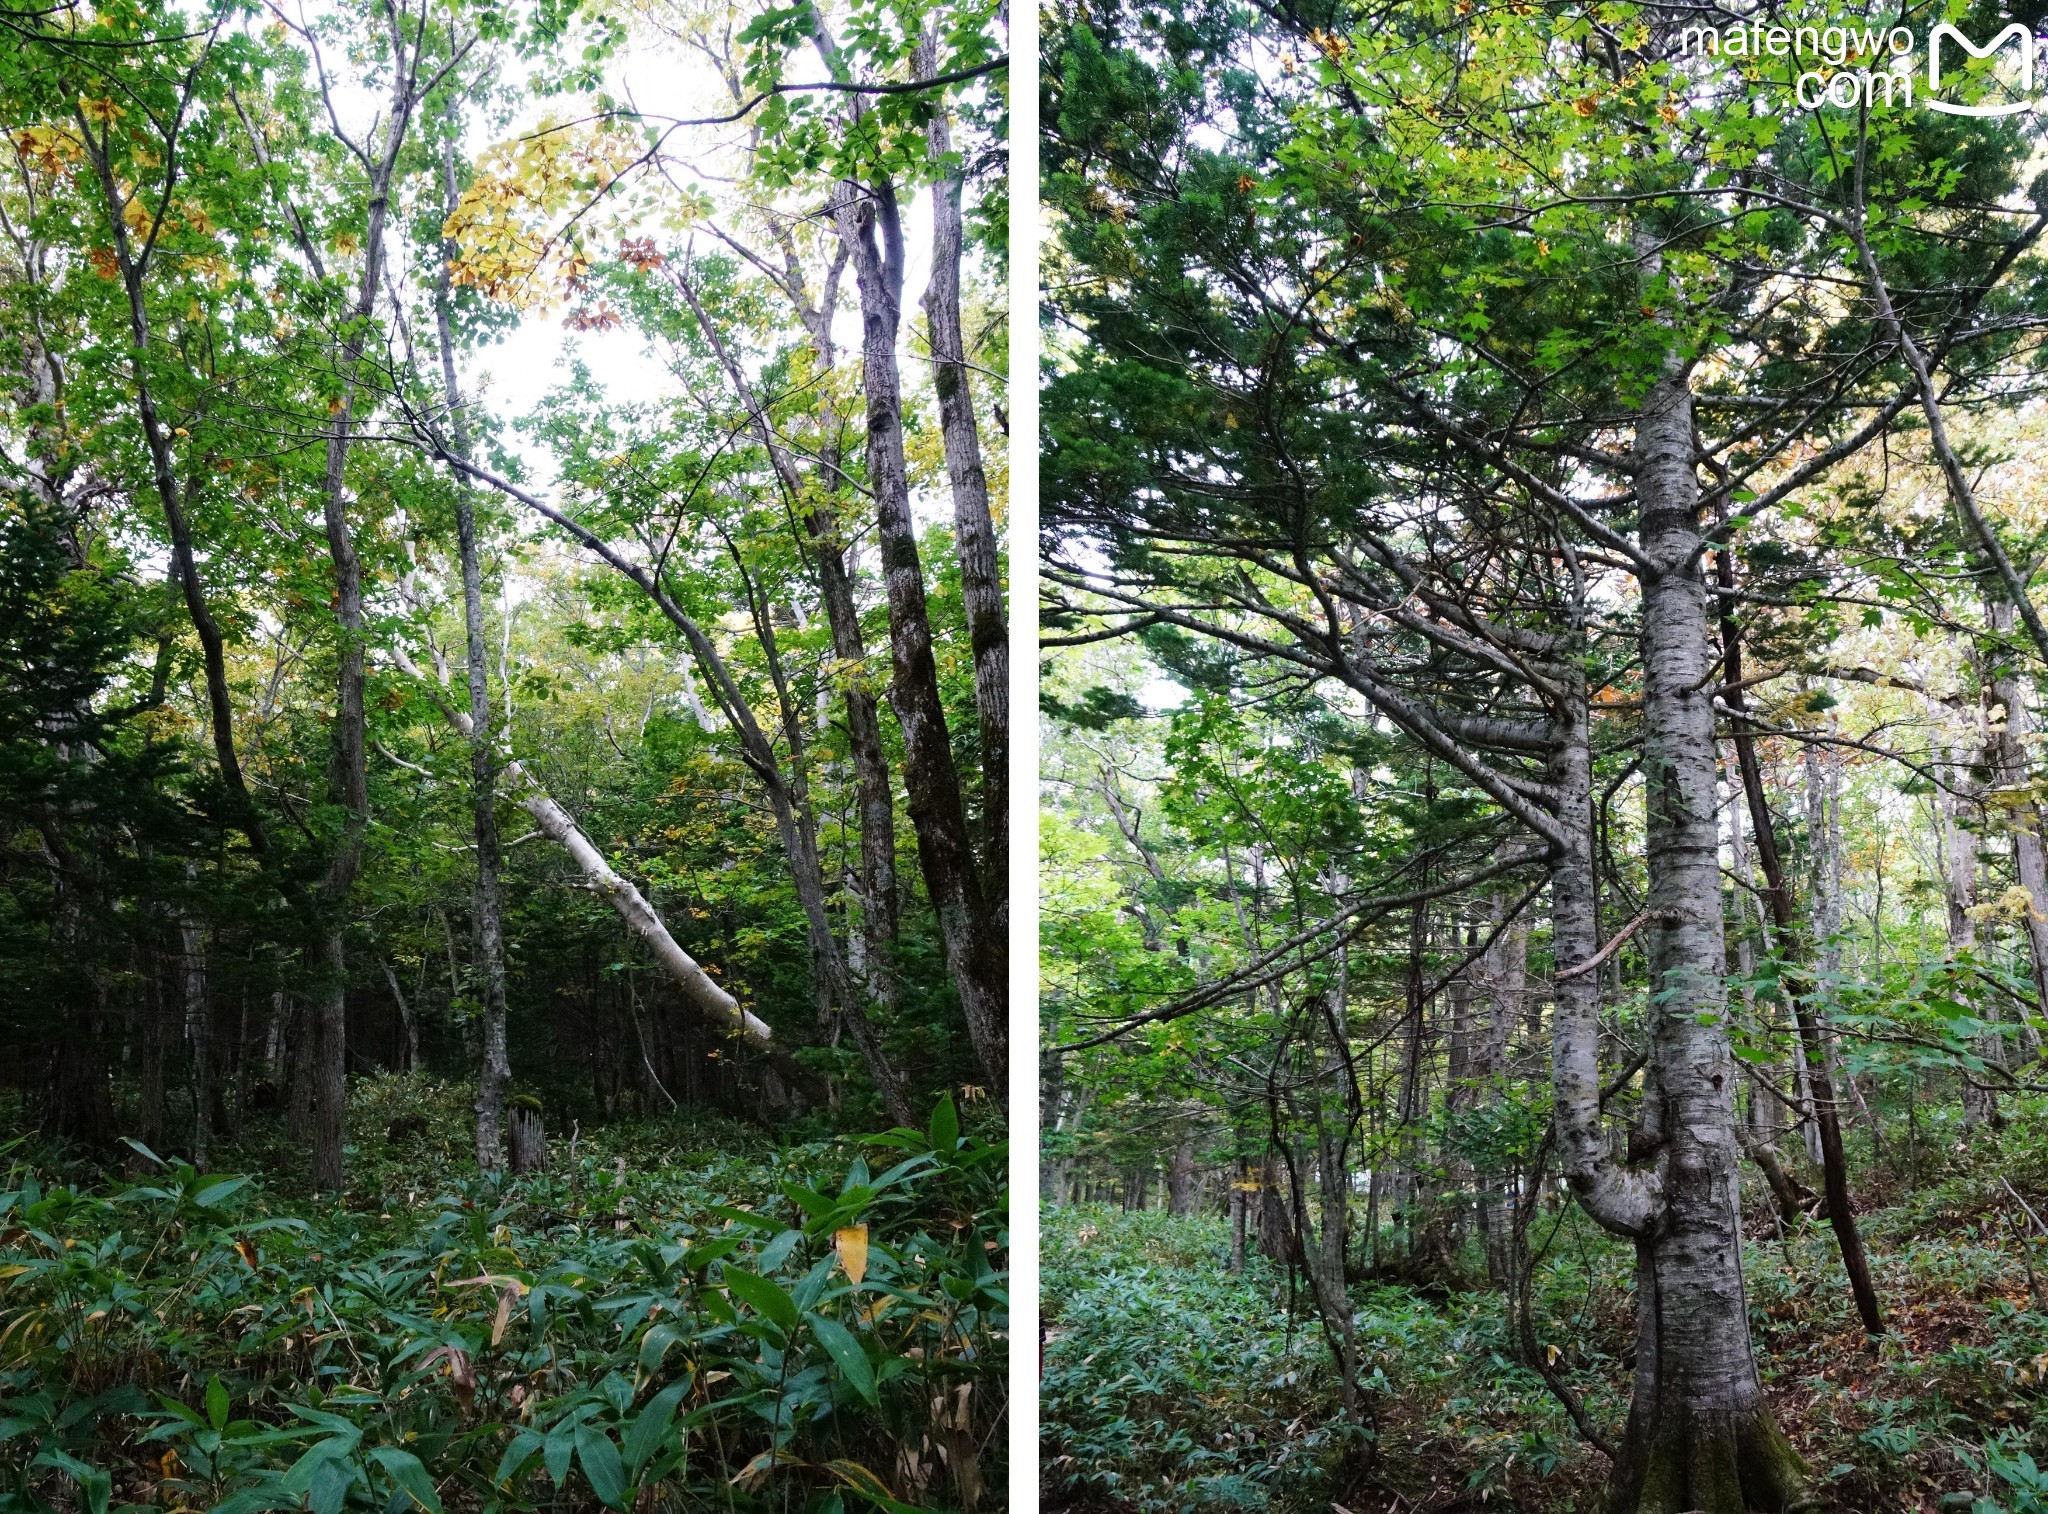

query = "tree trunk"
[[309, 50, 422, 1192], [434, 126, 512, 1177], [1605, 362, 1806, 1514], [1274, 1019, 1365, 1426], [1935, 711, 1999, 1127], [1167, 1133, 1198, 1216], [1256, 1148, 1293, 1262], [836, 177, 1007, 1106], [921, 37, 1008, 925], [1985, 598, 2048, 1037], [1228, 1156, 1248, 1273], [1719, 549, 1885, 1341], [380, 962, 420, 1074], [180, 908, 212, 1169], [666, 265, 912, 1113], [1473, 894, 1524, 1284], [138, 947, 167, 1151]]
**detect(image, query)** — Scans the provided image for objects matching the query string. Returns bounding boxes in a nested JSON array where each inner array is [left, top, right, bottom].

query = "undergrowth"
[[1041, 1113, 2048, 1514], [0, 1077, 1006, 1514]]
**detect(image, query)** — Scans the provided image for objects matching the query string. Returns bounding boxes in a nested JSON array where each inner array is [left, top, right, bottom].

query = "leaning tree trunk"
[[1604, 363, 1807, 1514], [665, 267, 913, 1119]]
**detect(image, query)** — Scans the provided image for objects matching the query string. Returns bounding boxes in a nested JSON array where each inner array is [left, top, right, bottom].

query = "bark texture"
[[1607, 366, 1806, 1514], [920, 41, 1009, 928], [836, 178, 1007, 1105]]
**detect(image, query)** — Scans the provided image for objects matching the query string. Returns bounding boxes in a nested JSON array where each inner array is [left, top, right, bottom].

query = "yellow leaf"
[[834, 1225, 868, 1287], [493, 1283, 516, 1346]]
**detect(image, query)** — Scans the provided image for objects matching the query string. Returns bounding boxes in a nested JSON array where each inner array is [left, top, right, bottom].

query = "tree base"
[[1608, 1399, 1808, 1514]]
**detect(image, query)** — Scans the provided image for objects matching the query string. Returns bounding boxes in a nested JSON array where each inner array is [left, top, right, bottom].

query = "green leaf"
[[280, 1435, 359, 1496], [928, 1093, 959, 1152], [32, 1450, 110, 1514], [723, 1266, 800, 1331], [206, 1377, 228, 1432], [191, 1173, 251, 1208], [493, 1430, 543, 1490], [622, 1381, 689, 1479], [369, 1447, 443, 1514], [637, 1321, 682, 1373], [807, 1311, 878, 1404], [576, 1425, 627, 1509], [708, 1205, 780, 1233], [542, 1425, 575, 1489]]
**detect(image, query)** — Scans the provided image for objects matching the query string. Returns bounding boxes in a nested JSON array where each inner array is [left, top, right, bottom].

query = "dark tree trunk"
[[1719, 544, 1886, 1340], [837, 177, 1007, 1106], [1255, 1149, 1294, 1263], [920, 45, 1008, 928], [138, 944, 167, 1151], [1167, 1134, 1198, 1216], [180, 909, 211, 1169], [43, 1037, 113, 1151]]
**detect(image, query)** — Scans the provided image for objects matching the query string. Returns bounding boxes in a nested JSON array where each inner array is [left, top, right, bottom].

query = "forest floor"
[[0, 1075, 1006, 1514], [1041, 1115, 2048, 1514]]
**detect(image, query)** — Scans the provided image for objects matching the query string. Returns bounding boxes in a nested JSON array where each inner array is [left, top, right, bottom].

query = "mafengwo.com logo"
[[1677, 18, 2043, 114]]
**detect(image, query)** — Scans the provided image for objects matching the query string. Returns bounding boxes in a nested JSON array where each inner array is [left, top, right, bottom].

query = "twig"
[[1557, 911, 1668, 981], [2002, 1176, 2048, 1238]]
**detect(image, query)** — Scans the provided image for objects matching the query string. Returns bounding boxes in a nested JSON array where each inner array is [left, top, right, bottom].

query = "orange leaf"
[[834, 1225, 868, 1287]]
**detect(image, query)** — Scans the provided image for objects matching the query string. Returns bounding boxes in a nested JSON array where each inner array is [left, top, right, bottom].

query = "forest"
[[0, 0, 1008, 1507], [1040, 3, 2048, 1513]]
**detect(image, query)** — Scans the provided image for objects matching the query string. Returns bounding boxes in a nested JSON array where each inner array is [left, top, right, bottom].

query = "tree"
[[1044, 2, 2048, 1507]]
